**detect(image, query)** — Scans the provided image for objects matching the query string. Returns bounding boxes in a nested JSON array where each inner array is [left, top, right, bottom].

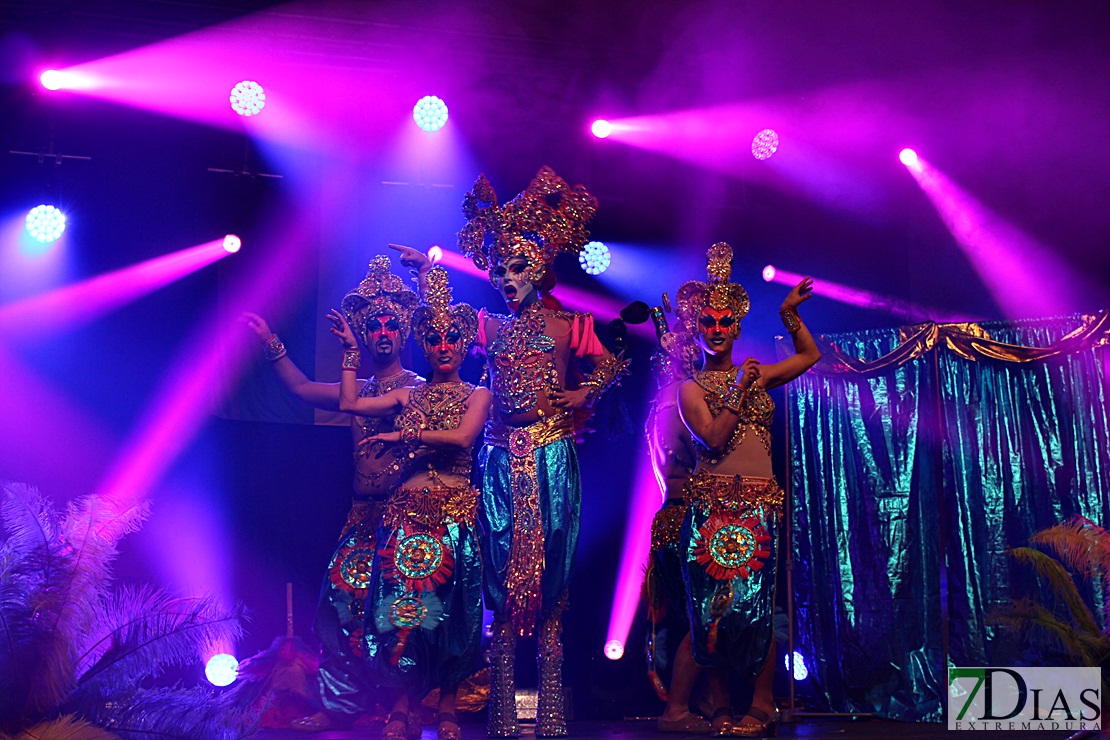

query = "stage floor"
[[256, 717, 1090, 739]]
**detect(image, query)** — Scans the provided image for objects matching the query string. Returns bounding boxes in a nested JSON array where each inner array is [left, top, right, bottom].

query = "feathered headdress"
[[341, 255, 419, 340], [412, 266, 479, 353], [675, 243, 750, 336], [457, 166, 598, 288]]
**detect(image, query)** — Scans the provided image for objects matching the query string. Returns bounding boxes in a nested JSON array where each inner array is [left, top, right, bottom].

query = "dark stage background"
[[1, 0, 1108, 721]]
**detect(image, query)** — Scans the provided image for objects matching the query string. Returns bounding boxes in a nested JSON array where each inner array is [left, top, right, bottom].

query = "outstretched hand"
[[388, 243, 432, 273], [781, 277, 814, 312], [241, 312, 273, 342], [365, 431, 402, 445], [327, 309, 358, 349]]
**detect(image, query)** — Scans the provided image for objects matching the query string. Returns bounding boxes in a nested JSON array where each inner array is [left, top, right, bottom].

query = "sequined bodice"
[[692, 367, 774, 464], [395, 381, 476, 478], [355, 370, 424, 442], [486, 301, 559, 416]]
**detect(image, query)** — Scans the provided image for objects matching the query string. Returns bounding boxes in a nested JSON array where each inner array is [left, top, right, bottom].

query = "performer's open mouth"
[[503, 285, 517, 300]]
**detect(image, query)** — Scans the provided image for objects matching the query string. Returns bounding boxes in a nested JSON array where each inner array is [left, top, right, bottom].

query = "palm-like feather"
[[70, 586, 243, 697], [8, 714, 120, 740], [1029, 516, 1110, 578], [1009, 546, 1101, 635], [77, 685, 249, 740], [0, 483, 79, 725], [993, 598, 1107, 667]]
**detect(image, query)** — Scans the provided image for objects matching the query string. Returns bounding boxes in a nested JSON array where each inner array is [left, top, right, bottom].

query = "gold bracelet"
[[262, 334, 287, 362], [780, 308, 802, 333], [341, 348, 361, 371], [400, 425, 422, 447]]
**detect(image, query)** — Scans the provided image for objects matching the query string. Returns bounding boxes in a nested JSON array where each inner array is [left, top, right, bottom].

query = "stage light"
[[579, 241, 611, 275], [413, 95, 449, 132], [604, 639, 624, 660], [229, 80, 265, 117], [899, 148, 919, 168], [25, 205, 66, 244], [427, 245, 444, 264], [204, 653, 239, 686], [222, 234, 241, 253], [784, 650, 808, 681], [751, 129, 779, 160], [40, 70, 65, 90], [591, 119, 613, 139], [762, 265, 776, 282]]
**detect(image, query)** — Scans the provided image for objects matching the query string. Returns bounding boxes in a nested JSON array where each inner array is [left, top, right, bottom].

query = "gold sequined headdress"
[[412, 266, 479, 352], [457, 166, 599, 287], [341, 255, 419, 340], [675, 243, 750, 335]]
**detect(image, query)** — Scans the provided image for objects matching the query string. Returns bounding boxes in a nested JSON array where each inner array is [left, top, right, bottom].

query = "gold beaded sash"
[[650, 502, 686, 551], [484, 412, 575, 637], [683, 472, 784, 518], [382, 484, 479, 532]]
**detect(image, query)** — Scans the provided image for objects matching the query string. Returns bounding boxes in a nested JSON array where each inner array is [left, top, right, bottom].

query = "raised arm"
[[241, 312, 342, 410], [549, 313, 631, 410], [333, 310, 405, 416], [418, 387, 493, 449], [388, 243, 433, 298], [677, 359, 760, 454], [758, 278, 821, 390]]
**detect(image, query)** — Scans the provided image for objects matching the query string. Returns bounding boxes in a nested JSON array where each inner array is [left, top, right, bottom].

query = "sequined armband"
[[580, 352, 631, 403], [399, 424, 422, 448], [722, 384, 745, 414], [341, 348, 362, 371], [262, 334, 287, 362], [780, 308, 802, 334]]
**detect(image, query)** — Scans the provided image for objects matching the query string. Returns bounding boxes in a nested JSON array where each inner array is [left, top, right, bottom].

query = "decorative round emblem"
[[509, 428, 533, 458], [388, 595, 428, 630], [381, 531, 455, 591], [395, 533, 445, 580], [694, 514, 770, 581], [331, 543, 375, 591]]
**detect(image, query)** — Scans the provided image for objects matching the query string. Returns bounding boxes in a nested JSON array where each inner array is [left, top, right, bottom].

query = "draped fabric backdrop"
[[786, 313, 1110, 721]]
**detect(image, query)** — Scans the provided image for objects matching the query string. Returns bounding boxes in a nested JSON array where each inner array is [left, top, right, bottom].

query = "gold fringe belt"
[[382, 484, 479, 531], [683, 472, 784, 518]]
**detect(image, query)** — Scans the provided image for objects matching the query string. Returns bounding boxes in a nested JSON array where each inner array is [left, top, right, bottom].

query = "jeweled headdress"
[[652, 328, 701, 389], [675, 243, 750, 335], [412, 266, 479, 352], [457, 166, 599, 287], [341, 255, 419, 340]]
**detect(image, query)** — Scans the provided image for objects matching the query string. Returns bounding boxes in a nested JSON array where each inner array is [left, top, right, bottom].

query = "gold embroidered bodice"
[[395, 381, 476, 479], [352, 369, 424, 496], [354, 369, 424, 442], [692, 367, 774, 464], [486, 301, 560, 416]]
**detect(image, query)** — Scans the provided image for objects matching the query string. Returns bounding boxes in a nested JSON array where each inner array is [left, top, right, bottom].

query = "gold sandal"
[[730, 706, 778, 737]]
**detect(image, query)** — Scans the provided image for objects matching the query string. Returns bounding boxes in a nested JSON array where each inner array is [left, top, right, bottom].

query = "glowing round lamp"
[[26, 205, 66, 243], [899, 148, 919, 167], [40, 70, 65, 90], [205, 653, 239, 687], [762, 265, 776, 282], [230, 81, 266, 117], [591, 119, 613, 139], [413, 96, 449, 132], [603, 639, 624, 660], [223, 234, 242, 253], [784, 650, 808, 681], [579, 241, 611, 276], [752, 129, 779, 160], [427, 245, 444, 264]]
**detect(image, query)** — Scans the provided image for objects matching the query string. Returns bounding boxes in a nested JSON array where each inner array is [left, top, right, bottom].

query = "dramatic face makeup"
[[423, 323, 465, 373], [366, 313, 403, 359], [696, 307, 739, 353], [492, 256, 535, 310]]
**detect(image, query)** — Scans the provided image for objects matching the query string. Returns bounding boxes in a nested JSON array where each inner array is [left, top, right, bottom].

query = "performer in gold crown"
[[334, 266, 491, 740], [393, 167, 629, 738], [676, 243, 819, 737], [243, 255, 422, 732], [641, 300, 711, 734]]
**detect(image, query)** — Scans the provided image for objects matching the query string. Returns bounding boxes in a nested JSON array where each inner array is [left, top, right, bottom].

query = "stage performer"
[[675, 243, 819, 737], [336, 265, 491, 740], [394, 167, 629, 737], [641, 301, 710, 734], [243, 255, 421, 732]]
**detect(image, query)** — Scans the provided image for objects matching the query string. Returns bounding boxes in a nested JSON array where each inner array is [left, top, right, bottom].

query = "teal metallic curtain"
[[786, 313, 1110, 721]]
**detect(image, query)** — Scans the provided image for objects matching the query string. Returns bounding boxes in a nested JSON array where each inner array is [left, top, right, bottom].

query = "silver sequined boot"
[[488, 621, 520, 738], [536, 606, 568, 737]]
